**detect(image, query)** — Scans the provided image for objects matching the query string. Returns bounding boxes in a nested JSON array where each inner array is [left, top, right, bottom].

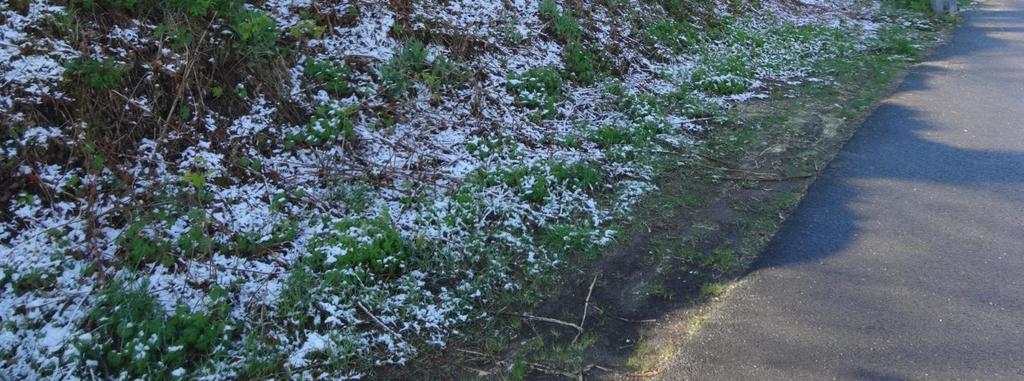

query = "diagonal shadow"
[[665, 1, 1024, 379]]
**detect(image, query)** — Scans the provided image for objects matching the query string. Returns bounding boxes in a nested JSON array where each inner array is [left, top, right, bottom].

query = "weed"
[[507, 66, 564, 119], [331, 182, 374, 214], [643, 281, 674, 300], [593, 125, 631, 147], [119, 219, 174, 268], [289, 18, 326, 39], [700, 282, 727, 298], [230, 9, 280, 61], [551, 11, 582, 42], [562, 42, 606, 85], [694, 73, 749, 95], [304, 215, 413, 277], [64, 58, 123, 89], [153, 24, 193, 51], [72, 0, 136, 9], [539, 223, 599, 255], [228, 220, 297, 256], [287, 102, 358, 148], [604, 81, 626, 98], [643, 19, 700, 53], [539, 0, 559, 21], [76, 280, 231, 379], [538, 0, 582, 41], [550, 161, 602, 190], [12, 269, 57, 295], [234, 334, 289, 380], [165, 0, 242, 17], [465, 134, 520, 159], [709, 244, 739, 273], [379, 61, 412, 99], [875, 28, 918, 57], [499, 17, 526, 45], [304, 60, 355, 97], [380, 41, 466, 99], [423, 56, 468, 93], [522, 334, 594, 371]]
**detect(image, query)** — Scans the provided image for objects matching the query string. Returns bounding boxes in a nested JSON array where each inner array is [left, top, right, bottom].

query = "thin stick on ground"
[[358, 301, 405, 342], [507, 313, 583, 332], [572, 275, 599, 344]]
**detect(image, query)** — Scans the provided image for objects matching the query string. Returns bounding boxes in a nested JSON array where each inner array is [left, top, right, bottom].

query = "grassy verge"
[[438, 6, 957, 380], [0, 0, 957, 379]]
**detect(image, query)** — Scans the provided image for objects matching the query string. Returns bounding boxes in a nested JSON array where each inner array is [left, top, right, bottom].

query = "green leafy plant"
[[562, 42, 607, 85], [65, 58, 124, 90], [287, 102, 358, 147], [539, 0, 582, 41], [76, 281, 231, 379], [506, 66, 564, 119], [165, 0, 243, 17], [875, 28, 918, 57], [72, 0, 137, 9], [540, 223, 601, 255], [643, 19, 700, 52], [539, 0, 559, 20], [230, 9, 279, 60], [154, 24, 193, 51], [119, 219, 174, 268], [304, 216, 414, 276], [304, 60, 356, 97]]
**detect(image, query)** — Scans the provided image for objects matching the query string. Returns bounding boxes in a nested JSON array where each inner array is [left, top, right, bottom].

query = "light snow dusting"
[[0, 0, 924, 378]]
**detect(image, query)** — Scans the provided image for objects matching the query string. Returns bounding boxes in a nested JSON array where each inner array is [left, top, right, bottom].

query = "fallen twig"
[[357, 302, 405, 342], [508, 313, 583, 332], [573, 275, 599, 344]]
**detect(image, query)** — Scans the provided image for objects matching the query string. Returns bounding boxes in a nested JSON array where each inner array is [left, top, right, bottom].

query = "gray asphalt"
[[664, 1, 1024, 380]]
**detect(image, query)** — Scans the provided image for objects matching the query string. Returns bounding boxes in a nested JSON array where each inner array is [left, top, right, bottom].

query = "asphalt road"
[[664, 1, 1024, 380]]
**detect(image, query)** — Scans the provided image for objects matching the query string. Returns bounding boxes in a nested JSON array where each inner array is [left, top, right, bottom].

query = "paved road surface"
[[665, 1, 1024, 379]]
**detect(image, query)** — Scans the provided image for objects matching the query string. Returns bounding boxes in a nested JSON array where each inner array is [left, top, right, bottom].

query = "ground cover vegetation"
[[0, 0, 947, 378]]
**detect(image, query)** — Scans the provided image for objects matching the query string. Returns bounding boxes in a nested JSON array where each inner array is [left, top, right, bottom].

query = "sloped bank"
[[0, 0, 943, 378]]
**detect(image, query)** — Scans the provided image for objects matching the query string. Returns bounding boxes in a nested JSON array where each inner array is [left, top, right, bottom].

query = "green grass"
[[700, 282, 727, 298], [76, 280, 232, 379]]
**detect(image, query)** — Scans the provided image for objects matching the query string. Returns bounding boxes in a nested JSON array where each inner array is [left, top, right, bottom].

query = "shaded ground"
[[665, 0, 1024, 379]]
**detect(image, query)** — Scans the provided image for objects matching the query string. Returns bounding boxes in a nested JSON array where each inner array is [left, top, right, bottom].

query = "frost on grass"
[[0, 0, 928, 378]]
